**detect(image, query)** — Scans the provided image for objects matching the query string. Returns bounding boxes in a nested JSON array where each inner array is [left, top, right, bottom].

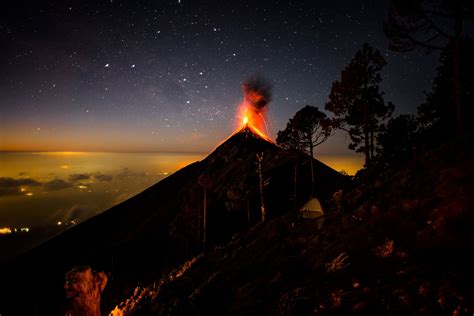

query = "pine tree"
[[384, 0, 474, 140], [326, 43, 393, 169], [377, 114, 418, 166], [418, 38, 474, 140], [276, 105, 332, 196]]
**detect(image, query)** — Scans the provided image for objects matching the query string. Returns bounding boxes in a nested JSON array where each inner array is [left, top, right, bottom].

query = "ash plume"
[[242, 75, 272, 110]]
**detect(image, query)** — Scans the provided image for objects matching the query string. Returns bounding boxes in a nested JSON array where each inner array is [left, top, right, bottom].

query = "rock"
[[352, 301, 367, 313], [418, 283, 430, 297], [330, 290, 343, 309], [370, 204, 380, 216], [64, 266, 108, 316], [374, 239, 394, 258], [393, 288, 410, 306]]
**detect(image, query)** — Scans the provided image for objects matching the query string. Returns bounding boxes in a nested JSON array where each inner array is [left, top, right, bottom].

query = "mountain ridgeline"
[[1, 125, 347, 315]]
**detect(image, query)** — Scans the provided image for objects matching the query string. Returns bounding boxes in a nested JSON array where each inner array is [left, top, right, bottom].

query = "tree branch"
[[406, 32, 444, 50], [421, 11, 452, 39], [424, 9, 454, 19], [314, 137, 328, 147]]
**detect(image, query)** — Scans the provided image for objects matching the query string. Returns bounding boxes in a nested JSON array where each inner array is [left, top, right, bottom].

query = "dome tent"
[[299, 197, 324, 219]]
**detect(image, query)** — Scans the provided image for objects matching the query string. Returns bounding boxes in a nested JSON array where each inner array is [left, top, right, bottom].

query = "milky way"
[[1, 0, 438, 153]]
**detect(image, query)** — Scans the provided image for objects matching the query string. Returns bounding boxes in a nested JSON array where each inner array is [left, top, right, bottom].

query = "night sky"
[[1, 0, 439, 154]]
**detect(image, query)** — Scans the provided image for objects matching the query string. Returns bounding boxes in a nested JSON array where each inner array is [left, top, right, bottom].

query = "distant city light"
[[0, 227, 12, 234], [57, 221, 62, 226]]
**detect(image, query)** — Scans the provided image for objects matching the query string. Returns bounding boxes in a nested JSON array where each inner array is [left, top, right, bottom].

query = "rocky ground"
[[0, 126, 345, 315], [109, 144, 474, 315]]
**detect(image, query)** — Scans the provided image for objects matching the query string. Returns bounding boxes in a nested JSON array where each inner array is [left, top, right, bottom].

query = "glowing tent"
[[299, 198, 324, 219]]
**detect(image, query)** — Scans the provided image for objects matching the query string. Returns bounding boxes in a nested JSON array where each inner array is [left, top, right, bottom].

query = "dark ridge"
[[0, 128, 346, 315]]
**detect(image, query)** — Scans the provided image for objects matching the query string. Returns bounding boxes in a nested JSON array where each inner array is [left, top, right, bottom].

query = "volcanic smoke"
[[237, 76, 272, 139]]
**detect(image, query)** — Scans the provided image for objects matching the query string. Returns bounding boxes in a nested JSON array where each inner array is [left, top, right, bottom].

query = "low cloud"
[[0, 174, 113, 196], [69, 174, 91, 182], [0, 177, 41, 196], [92, 173, 113, 182], [117, 167, 146, 180], [43, 179, 73, 191], [69, 172, 113, 182]]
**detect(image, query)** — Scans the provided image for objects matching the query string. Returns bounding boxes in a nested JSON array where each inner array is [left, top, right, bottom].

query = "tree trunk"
[[247, 197, 250, 226], [364, 127, 371, 168], [309, 141, 314, 197], [453, 13, 464, 142], [370, 126, 375, 164], [294, 157, 298, 214], [257, 153, 265, 222], [197, 190, 201, 243], [203, 187, 207, 247], [363, 103, 371, 168]]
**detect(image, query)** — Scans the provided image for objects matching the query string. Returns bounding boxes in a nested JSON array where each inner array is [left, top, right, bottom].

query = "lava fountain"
[[235, 76, 273, 142]]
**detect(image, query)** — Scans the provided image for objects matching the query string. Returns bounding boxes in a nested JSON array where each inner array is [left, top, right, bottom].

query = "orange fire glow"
[[0, 227, 12, 234], [235, 101, 272, 142]]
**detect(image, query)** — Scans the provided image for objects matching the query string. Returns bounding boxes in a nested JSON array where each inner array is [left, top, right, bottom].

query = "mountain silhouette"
[[1, 125, 346, 315]]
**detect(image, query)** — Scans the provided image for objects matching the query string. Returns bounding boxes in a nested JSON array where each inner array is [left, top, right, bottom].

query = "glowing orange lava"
[[235, 101, 272, 142]]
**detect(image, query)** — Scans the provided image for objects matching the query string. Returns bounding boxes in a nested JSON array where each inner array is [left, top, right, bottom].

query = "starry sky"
[[1, 0, 439, 154]]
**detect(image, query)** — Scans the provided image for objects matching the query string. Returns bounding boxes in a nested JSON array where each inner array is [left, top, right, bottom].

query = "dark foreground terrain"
[[2, 128, 472, 315], [110, 144, 474, 315], [0, 126, 345, 315]]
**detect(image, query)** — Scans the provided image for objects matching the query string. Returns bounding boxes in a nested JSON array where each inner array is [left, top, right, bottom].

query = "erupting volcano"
[[235, 76, 273, 142], [0, 76, 349, 315]]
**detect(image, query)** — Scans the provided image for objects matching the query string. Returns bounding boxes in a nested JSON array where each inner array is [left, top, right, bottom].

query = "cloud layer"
[[0, 178, 41, 196], [69, 173, 113, 183], [0, 171, 114, 196]]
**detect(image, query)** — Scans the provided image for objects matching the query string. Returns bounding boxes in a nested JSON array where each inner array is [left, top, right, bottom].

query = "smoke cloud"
[[242, 75, 272, 110]]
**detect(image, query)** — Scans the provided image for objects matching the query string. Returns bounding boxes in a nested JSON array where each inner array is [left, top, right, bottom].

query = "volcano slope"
[[108, 144, 474, 316], [0, 125, 346, 315]]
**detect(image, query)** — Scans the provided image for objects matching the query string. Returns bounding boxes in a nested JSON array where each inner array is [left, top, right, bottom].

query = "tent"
[[299, 197, 324, 219]]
